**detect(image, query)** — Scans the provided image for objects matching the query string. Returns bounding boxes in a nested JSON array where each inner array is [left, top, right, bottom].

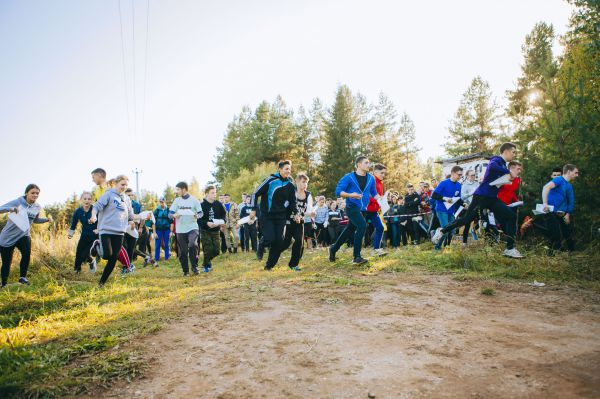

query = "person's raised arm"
[[542, 181, 556, 212]]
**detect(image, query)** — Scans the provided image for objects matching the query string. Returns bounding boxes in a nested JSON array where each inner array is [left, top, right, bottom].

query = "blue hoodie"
[[547, 176, 575, 214], [474, 156, 510, 198], [336, 172, 378, 211]]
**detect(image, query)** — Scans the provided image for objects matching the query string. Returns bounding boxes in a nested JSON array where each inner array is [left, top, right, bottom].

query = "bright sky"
[[0, 0, 574, 206]]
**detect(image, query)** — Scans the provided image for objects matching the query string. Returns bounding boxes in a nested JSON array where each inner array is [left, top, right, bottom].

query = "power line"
[[118, 0, 132, 139], [131, 0, 137, 143], [141, 0, 150, 141]]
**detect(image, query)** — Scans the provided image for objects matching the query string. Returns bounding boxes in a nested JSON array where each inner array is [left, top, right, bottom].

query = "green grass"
[[1, 240, 598, 398]]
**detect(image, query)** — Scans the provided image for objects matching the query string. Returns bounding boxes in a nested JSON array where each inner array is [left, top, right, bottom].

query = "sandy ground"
[[101, 273, 600, 399]]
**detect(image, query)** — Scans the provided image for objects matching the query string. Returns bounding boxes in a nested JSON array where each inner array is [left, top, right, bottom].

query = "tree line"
[[7, 0, 596, 243]]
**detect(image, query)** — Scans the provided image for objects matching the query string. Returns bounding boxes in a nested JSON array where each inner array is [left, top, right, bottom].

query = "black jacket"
[[198, 199, 227, 231], [251, 173, 297, 220]]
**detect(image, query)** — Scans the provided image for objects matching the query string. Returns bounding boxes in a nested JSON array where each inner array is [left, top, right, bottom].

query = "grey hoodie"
[[461, 180, 480, 205], [0, 197, 48, 247], [93, 188, 134, 235]]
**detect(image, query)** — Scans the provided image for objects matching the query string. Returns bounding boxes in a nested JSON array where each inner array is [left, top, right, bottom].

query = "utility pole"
[[132, 168, 143, 199]]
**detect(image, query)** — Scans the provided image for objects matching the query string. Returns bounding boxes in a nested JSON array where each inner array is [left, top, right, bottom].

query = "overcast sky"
[[0, 0, 574, 205]]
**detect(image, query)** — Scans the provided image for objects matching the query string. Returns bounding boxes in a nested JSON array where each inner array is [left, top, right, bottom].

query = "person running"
[[91, 168, 108, 201], [0, 184, 50, 288], [432, 142, 524, 258], [281, 173, 315, 271], [498, 161, 522, 206], [198, 185, 226, 272], [89, 175, 135, 287], [169, 182, 203, 276], [404, 184, 422, 244], [153, 197, 172, 262], [460, 169, 480, 244], [68, 191, 98, 274], [542, 164, 578, 255], [250, 160, 297, 271], [365, 163, 387, 256], [329, 156, 381, 265], [239, 195, 258, 252], [431, 166, 463, 251], [222, 194, 240, 253]]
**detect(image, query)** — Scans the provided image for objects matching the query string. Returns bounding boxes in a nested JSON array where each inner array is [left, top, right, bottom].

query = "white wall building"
[[437, 153, 492, 182]]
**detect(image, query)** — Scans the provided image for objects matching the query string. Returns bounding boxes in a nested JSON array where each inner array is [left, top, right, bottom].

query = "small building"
[[436, 153, 492, 181]]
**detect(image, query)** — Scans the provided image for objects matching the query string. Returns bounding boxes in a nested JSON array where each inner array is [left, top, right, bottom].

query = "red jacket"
[[497, 177, 521, 205], [366, 176, 384, 212]]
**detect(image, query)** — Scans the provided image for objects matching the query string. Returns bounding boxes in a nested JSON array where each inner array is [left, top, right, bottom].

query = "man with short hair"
[[238, 193, 248, 251], [250, 160, 297, 270], [365, 163, 387, 256], [329, 156, 381, 265], [198, 186, 227, 272], [153, 197, 172, 262], [550, 167, 562, 179], [404, 184, 422, 244], [222, 194, 239, 253], [91, 168, 108, 201], [542, 164, 578, 254], [498, 161, 523, 206], [431, 166, 463, 251], [281, 173, 315, 271], [432, 143, 524, 258], [169, 182, 203, 276]]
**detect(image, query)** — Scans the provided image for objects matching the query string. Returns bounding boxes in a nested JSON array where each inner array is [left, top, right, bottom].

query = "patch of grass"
[[1, 233, 598, 398], [480, 287, 496, 296]]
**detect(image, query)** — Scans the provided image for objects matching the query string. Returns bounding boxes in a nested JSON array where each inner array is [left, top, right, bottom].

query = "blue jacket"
[[433, 179, 462, 213], [336, 172, 378, 211], [474, 156, 509, 198], [547, 176, 575, 213]]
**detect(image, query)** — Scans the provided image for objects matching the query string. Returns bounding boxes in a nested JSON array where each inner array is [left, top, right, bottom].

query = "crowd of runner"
[[0, 142, 579, 288]]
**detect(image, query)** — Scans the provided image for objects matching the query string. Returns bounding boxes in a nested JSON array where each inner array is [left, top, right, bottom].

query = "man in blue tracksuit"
[[329, 156, 381, 265], [542, 163, 578, 254], [432, 142, 523, 258], [250, 160, 297, 271]]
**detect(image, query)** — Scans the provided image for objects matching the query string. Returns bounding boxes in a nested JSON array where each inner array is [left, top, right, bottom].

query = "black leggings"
[[75, 235, 96, 271], [282, 222, 304, 267], [442, 195, 516, 250], [0, 236, 31, 285], [99, 234, 124, 284]]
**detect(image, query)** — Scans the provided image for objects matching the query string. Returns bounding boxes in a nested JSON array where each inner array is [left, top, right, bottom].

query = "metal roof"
[[435, 152, 493, 164]]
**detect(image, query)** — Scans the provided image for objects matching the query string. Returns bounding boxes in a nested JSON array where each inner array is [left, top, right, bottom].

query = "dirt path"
[[102, 274, 600, 398]]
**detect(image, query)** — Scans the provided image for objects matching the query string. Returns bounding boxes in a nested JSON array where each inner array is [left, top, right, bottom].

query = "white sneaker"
[[374, 248, 387, 257], [503, 248, 524, 258], [431, 228, 444, 245], [89, 258, 97, 273]]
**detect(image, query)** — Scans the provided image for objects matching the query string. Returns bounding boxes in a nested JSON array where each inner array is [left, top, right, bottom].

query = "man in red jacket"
[[498, 161, 522, 206], [366, 163, 387, 256]]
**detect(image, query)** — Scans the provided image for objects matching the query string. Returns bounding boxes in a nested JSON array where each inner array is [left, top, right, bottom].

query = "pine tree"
[[320, 85, 361, 196], [397, 112, 423, 187], [163, 184, 176, 205], [445, 76, 500, 157]]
